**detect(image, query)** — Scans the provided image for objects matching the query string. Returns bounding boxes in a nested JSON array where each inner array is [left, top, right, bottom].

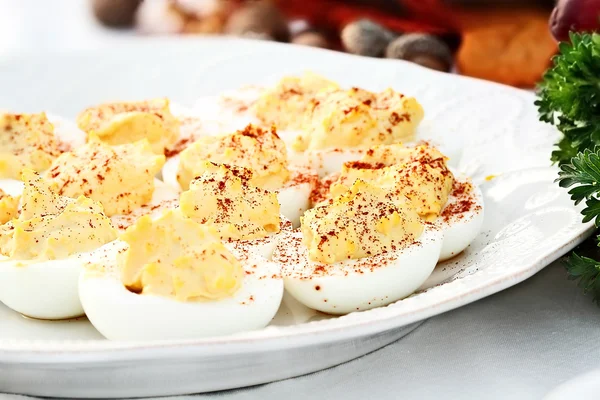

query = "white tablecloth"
[[1, 1, 599, 399]]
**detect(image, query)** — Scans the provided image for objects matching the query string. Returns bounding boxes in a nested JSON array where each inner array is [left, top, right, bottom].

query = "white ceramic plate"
[[0, 38, 593, 399]]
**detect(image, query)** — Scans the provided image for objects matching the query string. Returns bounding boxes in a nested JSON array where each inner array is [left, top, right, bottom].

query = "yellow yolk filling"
[[0, 170, 117, 260], [293, 87, 424, 152], [253, 72, 339, 130], [177, 124, 290, 191], [118, 209, 243, 302], [0, 189, 19, 224], [180, 163, 281, 241], [0, 113, 61, 179], [45, 138, 165, 217], [77, 98, 180, 155], [329, 144, 454, 220], [301, 180, 423, 264]]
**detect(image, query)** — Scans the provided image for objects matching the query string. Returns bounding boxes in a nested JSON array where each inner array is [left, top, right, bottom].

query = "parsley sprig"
[[557, 148, 600, 226], [556, 150, 600, 302], [537, 32, 600, 303], [565, 252, 600, 303], [536, 32, 600, 165]]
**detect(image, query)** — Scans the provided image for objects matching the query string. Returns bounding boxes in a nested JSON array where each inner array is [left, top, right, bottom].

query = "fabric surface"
[[2, 260, 599, 400]]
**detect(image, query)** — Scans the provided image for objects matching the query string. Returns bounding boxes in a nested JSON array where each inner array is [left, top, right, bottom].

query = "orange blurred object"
[[455, 8, 558, 87]]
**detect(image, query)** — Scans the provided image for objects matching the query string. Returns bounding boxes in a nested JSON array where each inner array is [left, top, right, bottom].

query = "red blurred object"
[[274, 0, 457, 35], [275, 0, 556, 37], [550, 0, 600, 42]]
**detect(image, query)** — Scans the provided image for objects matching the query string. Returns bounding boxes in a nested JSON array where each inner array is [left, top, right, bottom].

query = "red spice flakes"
[[441, 201, 473, 221], [452, 180, 472, 197], [313, 265, 326, 275], [344, 161, 386, 170], [440, 180, 481, 222], [343, 106, 358, 115], [279, 165, 319, 195], [164, 137, 190, 158], [220, 96, 254, 114], [309, 173, 338, 205], [280, 87, 303, 101], [56, 140, 72, 154], [389, 112, 411, 125], [49, 167, 60, 179]]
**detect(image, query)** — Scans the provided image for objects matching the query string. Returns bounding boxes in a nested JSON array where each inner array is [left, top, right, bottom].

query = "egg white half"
[[191, 91, 261, 137], [0, 177, 84, 320], [437, 179, 485, 262], [168, 103, 214, 155], [286, 145, 368, 178], [79, 241, 284, 340], [273, 226, 443, 315], [47, 113, 87, 151], [161, 155, 181, 191], [0, 251, 100, 320], [223, 216, 293, 261], [110, 179, 180, 233], [277, 165, 317, 227], [0, 179, 24, 196], [277, 134, 429, 178]]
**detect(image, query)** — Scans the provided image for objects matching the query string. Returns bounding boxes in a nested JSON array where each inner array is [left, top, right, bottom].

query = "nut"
[[92, 0, 141, 28], [341, 19, 396, 57], [225, 1, 290, 42], [386, 34, 453, 72], [292, 31, 330, 49]]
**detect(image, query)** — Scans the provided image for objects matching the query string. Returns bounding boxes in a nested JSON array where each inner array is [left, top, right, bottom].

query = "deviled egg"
[[0, 170, 117, 320], [43, 136, 179, 232], [252, 72, 339, 133], [79, 209, 283, 340], [313, 142, 484, 261], [179, 163, 291, 259], [251, 72, 424, 177], [273, 180, 443, 314], [0, 112, 63, 180], [76, 98, 180, 155], [163, 124, 317, 226]]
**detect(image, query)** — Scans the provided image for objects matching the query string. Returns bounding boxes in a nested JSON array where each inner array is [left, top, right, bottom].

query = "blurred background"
[[0, 0, 580, 89]]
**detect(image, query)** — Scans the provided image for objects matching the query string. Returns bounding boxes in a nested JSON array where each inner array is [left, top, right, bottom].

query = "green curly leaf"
[[536, 32, 600, 164]]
